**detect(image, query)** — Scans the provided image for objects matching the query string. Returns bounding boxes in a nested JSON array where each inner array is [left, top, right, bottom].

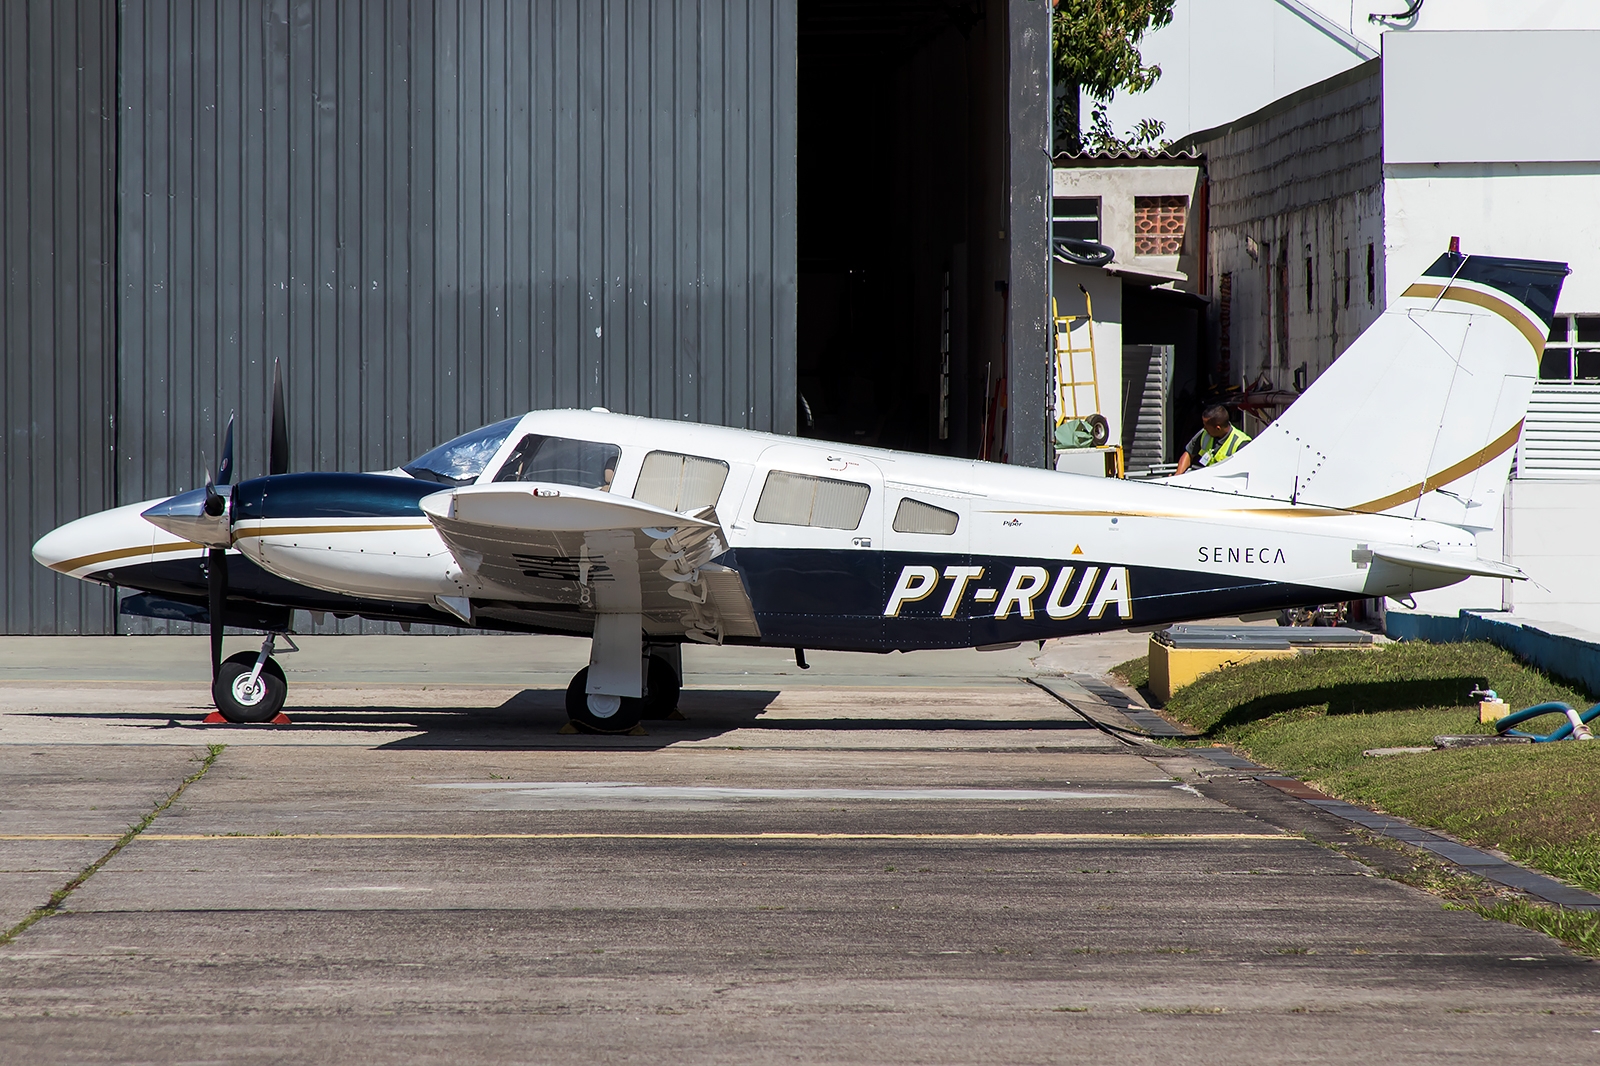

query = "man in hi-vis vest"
[[1174, 404, 1252, 474]]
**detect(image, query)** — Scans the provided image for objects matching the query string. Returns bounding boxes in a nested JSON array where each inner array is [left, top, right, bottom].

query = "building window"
[[1305, 255, 1314, 312], [1052, 197, 1100, 242], [1541, 315, 1600, 381], [1366, 243, 1375, 306], [1343, 248, 1351, 309], [1218, 272, 1233, 381], [1133, 195, 1186, 255]]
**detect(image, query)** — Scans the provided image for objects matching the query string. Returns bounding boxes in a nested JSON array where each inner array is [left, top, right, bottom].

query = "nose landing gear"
[[208, 633, 297, 724]]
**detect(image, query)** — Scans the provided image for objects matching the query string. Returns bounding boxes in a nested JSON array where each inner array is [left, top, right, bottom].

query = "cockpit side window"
[[403, 417, 521, 486], [633, 451, 730, 512], [492, 434, 622, 491]]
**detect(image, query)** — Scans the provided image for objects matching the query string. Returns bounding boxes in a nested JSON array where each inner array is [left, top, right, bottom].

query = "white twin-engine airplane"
[[34, 250, 1567, 732]]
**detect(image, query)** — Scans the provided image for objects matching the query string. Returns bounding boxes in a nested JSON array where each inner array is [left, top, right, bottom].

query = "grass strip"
[[1345, 832, 1600, 957], [1111, 642, 1600, 952], [0, 743, 224, 947]]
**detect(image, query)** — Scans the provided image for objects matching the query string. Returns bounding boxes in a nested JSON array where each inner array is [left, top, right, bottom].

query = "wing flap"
[[421, 483, 759, 640]]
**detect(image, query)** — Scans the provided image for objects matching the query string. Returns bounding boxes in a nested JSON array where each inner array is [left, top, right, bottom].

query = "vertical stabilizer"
[[1175, 251, 1568, 525]]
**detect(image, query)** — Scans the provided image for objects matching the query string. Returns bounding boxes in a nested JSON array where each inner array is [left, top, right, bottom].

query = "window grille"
[[1133, 195, 1186, 255]]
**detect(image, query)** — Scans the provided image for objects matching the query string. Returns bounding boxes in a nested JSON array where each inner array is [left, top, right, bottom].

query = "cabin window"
[[634, 451, 730, 511], [753, 471, 870, 530], [493, 434, 622, 491], [892, 497, 958, 535], [403, 417, 521, 486]]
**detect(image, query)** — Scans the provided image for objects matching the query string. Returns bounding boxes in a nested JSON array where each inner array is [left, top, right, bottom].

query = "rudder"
[[1174, 250, 1568, 527]]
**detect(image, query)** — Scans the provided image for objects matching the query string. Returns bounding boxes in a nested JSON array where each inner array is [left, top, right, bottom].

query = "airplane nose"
[[31, 523, 78, 573]]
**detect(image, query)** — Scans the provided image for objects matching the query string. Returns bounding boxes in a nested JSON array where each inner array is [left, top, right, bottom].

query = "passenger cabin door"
[[881, 485, 972, 650], [735, 444, 886, 651]]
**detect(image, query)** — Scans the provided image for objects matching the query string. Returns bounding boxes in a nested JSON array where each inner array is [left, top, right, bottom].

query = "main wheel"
[[212, 652, 287, 723], [1087, 413, 1111, 447], [564, 667, 644, 734], [639, 654, 682, 720]]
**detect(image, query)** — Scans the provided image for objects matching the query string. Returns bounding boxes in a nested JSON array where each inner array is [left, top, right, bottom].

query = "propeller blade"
[[217, 413, 236, 487], [202, 464, 227, 518], [207, 547, 228, 679], [269, 360, 290, 475]]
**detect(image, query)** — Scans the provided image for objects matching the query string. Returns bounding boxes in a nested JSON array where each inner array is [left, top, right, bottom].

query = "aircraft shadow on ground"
[[1203, 676, 1482, 736], [23, 687, 1101, 751]]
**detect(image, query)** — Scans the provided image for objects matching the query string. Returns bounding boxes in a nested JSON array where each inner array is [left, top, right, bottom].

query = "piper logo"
[[883, 564, 1132, 621]]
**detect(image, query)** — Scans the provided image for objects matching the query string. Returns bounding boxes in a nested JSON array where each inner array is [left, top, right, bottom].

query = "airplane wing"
[[1370, 544, 1526, 581], [418, 483, 760, 642]]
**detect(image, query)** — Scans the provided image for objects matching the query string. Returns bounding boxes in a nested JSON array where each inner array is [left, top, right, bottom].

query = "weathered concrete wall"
[[1186, 59, 1382, 413]]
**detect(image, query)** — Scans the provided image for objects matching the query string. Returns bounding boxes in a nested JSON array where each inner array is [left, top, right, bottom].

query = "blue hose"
[[1494, 701, 1600, 742]]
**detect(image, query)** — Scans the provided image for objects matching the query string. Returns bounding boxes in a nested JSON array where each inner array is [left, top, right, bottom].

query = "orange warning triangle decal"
[[1071, 544, 1084, 555]]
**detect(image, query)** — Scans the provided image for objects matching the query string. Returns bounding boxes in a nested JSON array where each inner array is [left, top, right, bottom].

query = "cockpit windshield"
[[403, 417, 521, 486]]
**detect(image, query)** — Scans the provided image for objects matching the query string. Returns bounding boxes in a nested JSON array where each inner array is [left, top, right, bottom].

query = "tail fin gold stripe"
[[1350, 420, 1523, 514], [1402, 282, 1547, 353]]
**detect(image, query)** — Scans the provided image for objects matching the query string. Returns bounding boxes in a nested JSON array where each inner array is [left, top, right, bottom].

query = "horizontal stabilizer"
[[1371, 545, 1526, 581]]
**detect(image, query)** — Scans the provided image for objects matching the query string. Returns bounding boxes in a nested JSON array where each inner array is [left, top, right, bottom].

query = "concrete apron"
[[2, 632, 1598, 1062]]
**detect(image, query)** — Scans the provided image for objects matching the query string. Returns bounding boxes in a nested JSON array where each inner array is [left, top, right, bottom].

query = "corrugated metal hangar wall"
[[2, 0, 1051, 636], [1, 1, 119, 635], [4, 0, 799, 634]]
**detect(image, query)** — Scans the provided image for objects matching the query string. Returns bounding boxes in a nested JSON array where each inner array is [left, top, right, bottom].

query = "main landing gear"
[[210, 633, 297, 724], [564, 625, 683, 734]]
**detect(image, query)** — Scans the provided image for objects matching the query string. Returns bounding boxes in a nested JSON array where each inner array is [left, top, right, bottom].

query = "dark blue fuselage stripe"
[[729, 547, 1345, 652]]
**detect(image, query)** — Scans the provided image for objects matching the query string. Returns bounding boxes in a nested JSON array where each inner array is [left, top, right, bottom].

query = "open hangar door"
[[795, 0, 1050, 461]]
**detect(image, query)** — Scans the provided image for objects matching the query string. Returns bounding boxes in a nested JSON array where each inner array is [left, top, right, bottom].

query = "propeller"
[[270, 358, 290, 476], [202, 415, 235, 677], [140, 361, 292, 678]]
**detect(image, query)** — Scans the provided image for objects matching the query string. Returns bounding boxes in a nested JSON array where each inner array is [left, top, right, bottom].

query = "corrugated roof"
[[1051, 147, 1201, 165]]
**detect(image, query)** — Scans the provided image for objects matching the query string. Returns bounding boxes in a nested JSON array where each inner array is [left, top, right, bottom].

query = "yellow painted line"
[[2, 832, 1288, 843]]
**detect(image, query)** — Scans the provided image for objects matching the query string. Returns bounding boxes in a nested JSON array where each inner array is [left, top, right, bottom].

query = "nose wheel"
[[209, 633, 296, 724]]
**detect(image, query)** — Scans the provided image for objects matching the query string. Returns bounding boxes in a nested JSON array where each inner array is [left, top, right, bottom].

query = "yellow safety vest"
[[1197, 426, 1251, 468]]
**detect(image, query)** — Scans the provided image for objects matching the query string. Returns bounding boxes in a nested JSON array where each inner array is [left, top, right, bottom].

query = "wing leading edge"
[[419, 483, 760, 643]]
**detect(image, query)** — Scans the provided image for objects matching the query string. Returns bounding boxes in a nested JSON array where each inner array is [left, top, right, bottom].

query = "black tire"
[[1087, 413, 1111, 447], [212, 652, 288, 723], [639, 655, 682, 720], [564, 667, 644, 734]]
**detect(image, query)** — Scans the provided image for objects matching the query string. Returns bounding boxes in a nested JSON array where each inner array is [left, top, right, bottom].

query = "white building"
[[1103, 1, 1600, 144], [1176, 25, 1600, 630], [1049, 154, 1205, 475]]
